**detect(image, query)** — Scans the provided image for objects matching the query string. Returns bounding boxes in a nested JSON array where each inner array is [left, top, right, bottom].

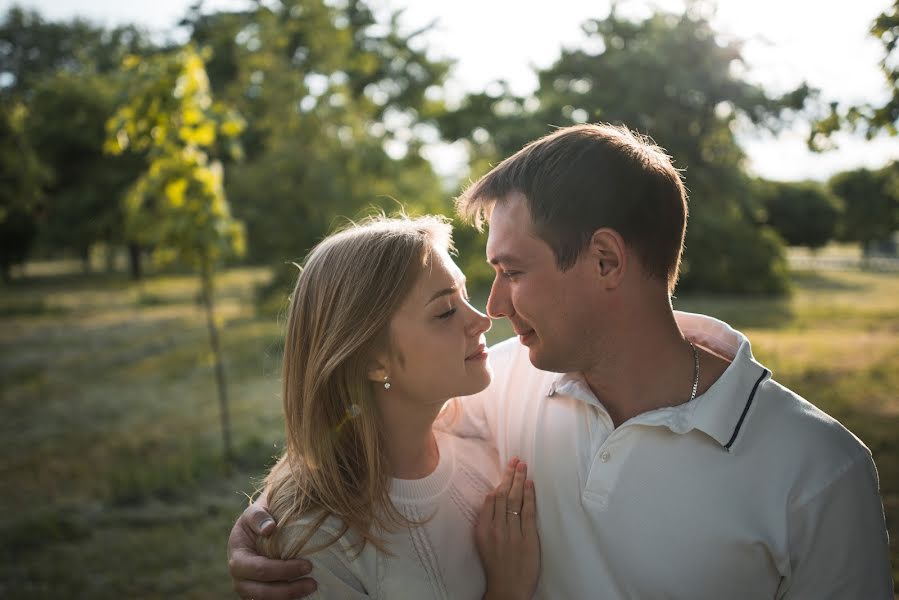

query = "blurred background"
[[1, 0, 897, 596]]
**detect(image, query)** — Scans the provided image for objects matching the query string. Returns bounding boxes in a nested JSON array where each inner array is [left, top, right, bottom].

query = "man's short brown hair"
[[456, 123, 688, 290]]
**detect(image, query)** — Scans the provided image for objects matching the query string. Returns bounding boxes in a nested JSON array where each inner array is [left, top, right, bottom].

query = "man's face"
[[485, 192, 599, 373]]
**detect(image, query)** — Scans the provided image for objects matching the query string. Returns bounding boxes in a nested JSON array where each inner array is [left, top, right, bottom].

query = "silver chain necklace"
[[688, 341, 700, 401]]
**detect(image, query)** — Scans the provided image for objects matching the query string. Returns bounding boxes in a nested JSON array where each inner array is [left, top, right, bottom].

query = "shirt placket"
[[582, 423, 631, 509]]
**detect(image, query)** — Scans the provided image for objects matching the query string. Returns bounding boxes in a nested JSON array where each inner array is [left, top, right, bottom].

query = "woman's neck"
[[377, 395, 442, 479]]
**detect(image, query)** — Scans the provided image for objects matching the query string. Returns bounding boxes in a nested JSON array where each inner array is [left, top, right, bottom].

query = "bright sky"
[[5, 0, 899, 182]]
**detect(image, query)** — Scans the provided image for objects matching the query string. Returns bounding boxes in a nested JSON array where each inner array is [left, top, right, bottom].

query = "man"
[[229, 124, 892, 598]]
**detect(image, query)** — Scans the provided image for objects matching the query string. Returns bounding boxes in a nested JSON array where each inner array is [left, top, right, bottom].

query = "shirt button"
[[600, 451, 611, 462]]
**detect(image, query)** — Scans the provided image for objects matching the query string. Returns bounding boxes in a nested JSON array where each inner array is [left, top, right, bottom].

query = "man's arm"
[[228, 497, 317, 600], [779, 454, 893, 598]]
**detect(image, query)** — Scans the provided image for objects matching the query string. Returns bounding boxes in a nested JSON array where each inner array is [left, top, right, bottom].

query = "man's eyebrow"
[[488, 254, 518, 266], [426, 275, 467, 305]]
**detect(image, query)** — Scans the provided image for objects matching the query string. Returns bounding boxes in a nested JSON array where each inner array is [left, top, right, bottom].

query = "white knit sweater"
[[270, 431, 500, 599]]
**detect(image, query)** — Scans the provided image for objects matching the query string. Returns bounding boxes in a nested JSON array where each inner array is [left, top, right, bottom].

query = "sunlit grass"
[[1, 262, 897, 596]]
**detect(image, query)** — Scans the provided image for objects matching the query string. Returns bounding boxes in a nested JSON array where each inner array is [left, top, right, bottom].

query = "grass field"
[[1, 261, 896, 597]]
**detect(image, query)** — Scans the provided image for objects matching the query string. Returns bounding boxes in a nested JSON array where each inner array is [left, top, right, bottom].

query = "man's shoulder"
[[749, 378, 872, 488]]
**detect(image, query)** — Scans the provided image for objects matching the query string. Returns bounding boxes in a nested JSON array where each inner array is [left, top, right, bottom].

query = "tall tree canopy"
[[757, 180, 843, 250], [809, 1, 899, 148], [829, 164, 899, 256], [0, 99, 48, 280], [180, 0, 451, 272], [442, 8, 808, 293]]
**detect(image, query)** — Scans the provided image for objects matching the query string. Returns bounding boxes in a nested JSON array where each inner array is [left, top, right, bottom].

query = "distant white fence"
[[788, 255, 899, 272]]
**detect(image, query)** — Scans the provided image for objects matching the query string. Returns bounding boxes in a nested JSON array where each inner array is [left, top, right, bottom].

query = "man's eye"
[[502, 271, 521, 279], [437, 308, 457, 319]]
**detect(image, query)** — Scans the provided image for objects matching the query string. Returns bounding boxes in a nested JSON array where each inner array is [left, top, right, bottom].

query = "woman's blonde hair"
[[262, 214, 454, 558]]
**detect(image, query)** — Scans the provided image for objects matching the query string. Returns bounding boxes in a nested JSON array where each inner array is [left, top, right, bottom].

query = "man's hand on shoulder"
[[228, 499, 317, 599]]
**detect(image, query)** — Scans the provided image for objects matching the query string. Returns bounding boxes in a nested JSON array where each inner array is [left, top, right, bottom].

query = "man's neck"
[[581, 308, 702, 428]]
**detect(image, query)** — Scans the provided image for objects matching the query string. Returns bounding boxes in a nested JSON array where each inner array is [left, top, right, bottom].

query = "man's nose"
[[486, 277, 511, 319]]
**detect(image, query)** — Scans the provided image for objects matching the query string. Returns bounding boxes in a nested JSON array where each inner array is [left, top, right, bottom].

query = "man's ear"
[[589, 228, 627, 289]]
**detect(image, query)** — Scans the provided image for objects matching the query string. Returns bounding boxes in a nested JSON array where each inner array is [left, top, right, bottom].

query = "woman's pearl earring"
[[383, 375, 391, 390]]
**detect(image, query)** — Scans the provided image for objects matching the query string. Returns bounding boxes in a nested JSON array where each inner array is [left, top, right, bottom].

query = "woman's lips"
[[466, 343, 488, 360]]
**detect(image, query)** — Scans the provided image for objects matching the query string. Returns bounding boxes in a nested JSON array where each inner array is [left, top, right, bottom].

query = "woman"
[[259, 214, 539, 599]]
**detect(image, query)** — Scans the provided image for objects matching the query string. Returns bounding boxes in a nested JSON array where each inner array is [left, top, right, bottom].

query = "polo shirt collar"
[[544, 312, 772, 451], [676, 312, 771, 451]]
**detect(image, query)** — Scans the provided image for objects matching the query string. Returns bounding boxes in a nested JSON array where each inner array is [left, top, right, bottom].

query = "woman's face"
[[383, 247, 492, 404]]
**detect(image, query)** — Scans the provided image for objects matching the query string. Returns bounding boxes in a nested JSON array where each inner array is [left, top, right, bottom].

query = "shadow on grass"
[[0, 503, 93, 561], [106, 434, 279, 508], [0, 298, 70, 318], [789, 270, 869, 292], [672, 295, 795, 330]]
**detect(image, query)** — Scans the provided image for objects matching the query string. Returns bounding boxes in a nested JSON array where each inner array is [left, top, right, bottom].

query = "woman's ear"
[[366, 355, 389, 384], [590, 228, 627, 289]]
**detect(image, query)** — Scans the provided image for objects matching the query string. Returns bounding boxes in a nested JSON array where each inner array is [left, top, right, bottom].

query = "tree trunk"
[[105, 243, 116, 273], [128, 243, 143, 281], [200, 262, 233, 468], [80, 245, 91, 274]]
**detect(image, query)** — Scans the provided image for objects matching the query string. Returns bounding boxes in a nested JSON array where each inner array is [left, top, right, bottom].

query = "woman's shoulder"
[[265, 511, 358, 560], [265, 512, 376, 596]]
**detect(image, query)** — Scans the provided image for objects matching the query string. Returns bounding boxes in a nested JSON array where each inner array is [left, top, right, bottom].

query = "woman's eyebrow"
[[425, 275, 467, 305]]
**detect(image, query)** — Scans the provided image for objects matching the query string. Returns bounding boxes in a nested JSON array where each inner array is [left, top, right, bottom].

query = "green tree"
[[829, 165, 899, 258], [758, 180, 843, 250], [106, 47, 246, 464], [0, 6, 152, 97], [441, 8, 807, 294], [27, 71, 145, 273], [180, 0, 451, 280], [2, 7, 158, 275], [0, 98, 48, 281], [809, 1, 899, 148]]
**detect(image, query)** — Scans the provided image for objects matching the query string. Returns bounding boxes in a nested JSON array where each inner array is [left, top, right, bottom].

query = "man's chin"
[[527, 344, 570, 374]]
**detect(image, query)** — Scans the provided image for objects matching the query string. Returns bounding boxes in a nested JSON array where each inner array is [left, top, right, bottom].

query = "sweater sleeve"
[[300, 547, 371, 600], [263, 518, 373, 599]]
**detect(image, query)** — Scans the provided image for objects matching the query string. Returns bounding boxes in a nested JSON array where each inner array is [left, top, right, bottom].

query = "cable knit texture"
[[271, 431, 500, 599]]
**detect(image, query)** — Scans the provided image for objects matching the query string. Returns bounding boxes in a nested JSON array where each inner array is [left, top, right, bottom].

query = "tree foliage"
[[809, 1, 899, 148], [27, 72, 144, 264], [757, 180, 843, 250], [829, 164, 899, 255], [181, 0, 451, 277], [0, 6, 152, 97], [105, 47, 246, 268], [441, 8, 807, 293], [106, 47, 247, 463], [0, 98, 48, 280]]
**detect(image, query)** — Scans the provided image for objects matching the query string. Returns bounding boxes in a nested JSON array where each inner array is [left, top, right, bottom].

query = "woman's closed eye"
[[436, 307, 457, 319]]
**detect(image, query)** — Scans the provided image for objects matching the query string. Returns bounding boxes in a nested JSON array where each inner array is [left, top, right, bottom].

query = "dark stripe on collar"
[[724, 368, 770, 452]]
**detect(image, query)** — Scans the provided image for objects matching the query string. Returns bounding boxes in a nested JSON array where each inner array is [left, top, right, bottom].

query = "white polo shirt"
[[443, 312, 892, 599]]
